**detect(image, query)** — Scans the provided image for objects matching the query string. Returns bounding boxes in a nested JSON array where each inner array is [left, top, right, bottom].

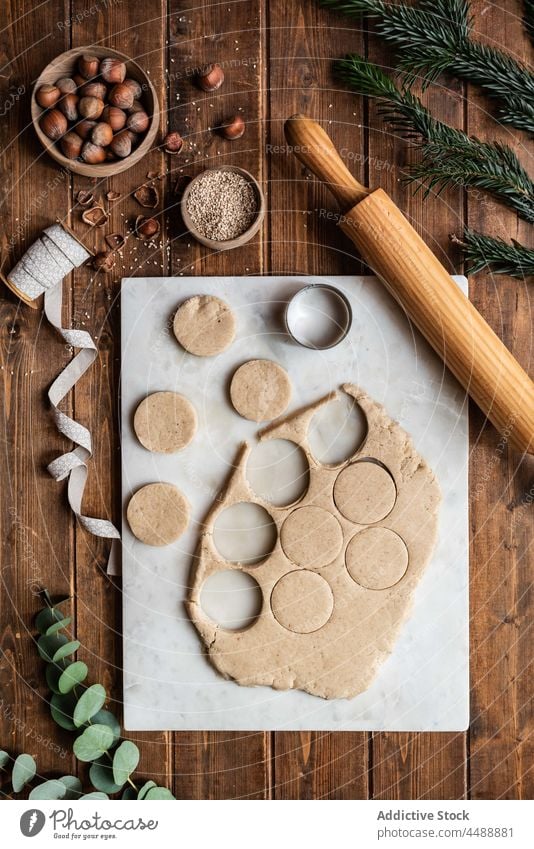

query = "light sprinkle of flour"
[[186, 169, 257, 241]]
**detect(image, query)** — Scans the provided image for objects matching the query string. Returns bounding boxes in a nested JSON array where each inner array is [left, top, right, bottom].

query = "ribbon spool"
[[1, 222, 121, 574]]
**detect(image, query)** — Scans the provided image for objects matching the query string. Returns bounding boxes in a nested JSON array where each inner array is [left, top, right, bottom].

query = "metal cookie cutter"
[[284, 283, 352, 350]]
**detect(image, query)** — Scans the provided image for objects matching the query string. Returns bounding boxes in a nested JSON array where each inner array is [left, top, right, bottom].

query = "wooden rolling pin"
[[285, 114, 534, 455]]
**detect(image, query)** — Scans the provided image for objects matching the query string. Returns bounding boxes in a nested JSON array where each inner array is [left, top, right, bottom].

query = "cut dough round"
[[230, 359, 292, 422], [173, 295, 236, 357], [134, 391, 197, 454], [127, 483, 190, 546], [271, 570, 334, 634], [281, 505, 343, 569], [346, 527, 408, 589], [334, 461, 396, 524]]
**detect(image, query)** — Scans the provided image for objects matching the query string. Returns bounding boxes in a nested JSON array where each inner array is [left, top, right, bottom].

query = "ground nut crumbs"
[[186, 169, 257, 241]]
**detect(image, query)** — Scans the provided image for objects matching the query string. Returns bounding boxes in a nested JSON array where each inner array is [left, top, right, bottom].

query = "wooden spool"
[[284, 115, 534, 456]]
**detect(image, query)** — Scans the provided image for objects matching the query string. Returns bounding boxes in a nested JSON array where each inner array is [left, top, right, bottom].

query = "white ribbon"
[[6, 223, 121, 575]]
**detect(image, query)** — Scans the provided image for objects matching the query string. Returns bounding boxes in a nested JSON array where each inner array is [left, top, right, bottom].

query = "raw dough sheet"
[[121, 275, 469, 731]]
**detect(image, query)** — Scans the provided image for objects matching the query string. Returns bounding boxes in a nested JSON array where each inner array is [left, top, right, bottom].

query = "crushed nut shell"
[[135, 215, 160, 240], [76, 190, 94, 207], [81, 205, 109, 227], [134, 183, 159, 208], [105, 233, 126, 250]]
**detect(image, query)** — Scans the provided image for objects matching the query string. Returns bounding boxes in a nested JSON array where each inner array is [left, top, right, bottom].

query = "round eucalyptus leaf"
[[73, 724, 114, 763], [0, 750, 11, 769], [50, 692, 78, 731], [145, 786, 175, 800], [137, 780, 157, 800], [58, 661, 88, 694], [59, 775, 83, 799], [121, 786, 137, 800], [52, 640, 81, 663], [37, 633, 68, 663], [45, 617, 72, 636], [81, 792, 109, 800], [29, 779, 67, 801], [46, 660, 71, 695], [89, 757, 124, 794], [35, 607, 64, 635], [12, 753, 36, 793], [112, 740, 140, 787], [73, 684, 106, 728], [90, 710, 121, 745]]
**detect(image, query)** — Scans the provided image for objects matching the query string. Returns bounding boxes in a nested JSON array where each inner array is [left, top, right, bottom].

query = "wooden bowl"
[[31, 46, 160, 177], [181, 166, 265, 250]]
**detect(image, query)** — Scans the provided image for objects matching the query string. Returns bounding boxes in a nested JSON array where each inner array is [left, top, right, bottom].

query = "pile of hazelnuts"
[[36, 53, 151, 164]]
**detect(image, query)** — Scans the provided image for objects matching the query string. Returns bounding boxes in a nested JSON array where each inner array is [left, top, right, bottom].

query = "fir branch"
[[451, 230, 534, 276], [337, 55, 534, 222], [319, 0, 534, 132], [524, 0, 534, 46]]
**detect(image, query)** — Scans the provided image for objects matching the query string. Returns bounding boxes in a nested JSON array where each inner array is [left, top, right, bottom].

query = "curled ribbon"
[[3, 223, 121, 575]]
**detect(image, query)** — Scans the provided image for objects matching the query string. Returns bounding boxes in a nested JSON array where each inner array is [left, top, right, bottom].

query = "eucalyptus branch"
[[320, 0, 534, 132], [451, 230, 534, 277], [337, 55, 534, 222]]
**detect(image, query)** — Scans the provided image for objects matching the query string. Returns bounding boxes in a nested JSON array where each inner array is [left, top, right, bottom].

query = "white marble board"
[[121, 275, 469, 731]]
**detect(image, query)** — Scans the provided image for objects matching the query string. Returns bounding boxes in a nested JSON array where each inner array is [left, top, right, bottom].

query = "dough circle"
[[271, 570, 334, 634], [134, 391, 197, 453], [173, 295, 236, 357], [334, 461, 396, 524], [127, 483, 190, 546], [281, 505, 343, 569], [346, 527, 408, 589], [230, 359, 292, 422]]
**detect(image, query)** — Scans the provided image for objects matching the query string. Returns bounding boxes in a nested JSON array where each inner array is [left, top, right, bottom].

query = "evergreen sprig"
[[337, 55, 534, 222], [320, 0, 534, 132], [451, 231, 534, 277]]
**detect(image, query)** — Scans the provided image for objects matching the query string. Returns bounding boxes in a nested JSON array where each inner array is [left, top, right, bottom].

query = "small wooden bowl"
[[31, 46, 160, 177], [181, 166, 265, 250]]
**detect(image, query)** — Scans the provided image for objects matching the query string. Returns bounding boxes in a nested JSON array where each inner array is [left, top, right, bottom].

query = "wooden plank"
[[466, 0, 534, 800], [365, 16, 468, 799], [0, 0, 76, 790], [68, 1, 173, 791], [267, 0, 368, 799], [168, 0, 271, 798]]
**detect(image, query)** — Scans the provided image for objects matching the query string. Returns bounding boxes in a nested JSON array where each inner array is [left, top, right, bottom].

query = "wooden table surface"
[[0, 0, 532, 800]]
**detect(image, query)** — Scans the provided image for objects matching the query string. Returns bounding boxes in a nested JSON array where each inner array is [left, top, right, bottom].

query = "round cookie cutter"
[[284, 283, 352, 350]]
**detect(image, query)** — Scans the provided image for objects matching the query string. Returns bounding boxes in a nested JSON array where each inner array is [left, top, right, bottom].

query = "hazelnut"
[[108, 83, 134, 109], [110, 129, 134, 158], [77, 54, 100, 80], [73, 74, 86, 88], [36, 84, 60, 108], [197, 63, 224, 92], [126, 110, 149, 133], [80, 80, 107, 100], [162, 131, 183, 154], [123, 78, 142, 99], [74, 119, 97, 140], [93, 250, 116, 272], [100, 57, 126, 85], [220, 113, 245, 140], [60, 131, 83, 159], [91, 122, 113, 147], [58, 93, 79, 122], [39, 109, 68, 140], [81, 141, 106, 164], [55, 77, 77, 95], [101, 105, 127, 132], [135, 215, 160, 240], [79, 96, 105, 120], [128, 100, 146, 115]]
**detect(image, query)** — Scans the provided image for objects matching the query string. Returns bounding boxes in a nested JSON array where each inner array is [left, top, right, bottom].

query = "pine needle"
[[337, 55, 534, 222], [451, 230, 534, 276], [319, 0, 534, 133]]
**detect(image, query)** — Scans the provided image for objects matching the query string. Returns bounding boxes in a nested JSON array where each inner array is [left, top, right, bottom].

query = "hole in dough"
[[213, 502, 277, 565], [281, 505, 343, 569], [333, 460, 396, 524], [126, 482, 190, 546], [200, 570, 262, 631], [271, 570, 334, 634], [346, 527, 408, 590], [246, 439, 310, 507], [308, 393, 367, 465]]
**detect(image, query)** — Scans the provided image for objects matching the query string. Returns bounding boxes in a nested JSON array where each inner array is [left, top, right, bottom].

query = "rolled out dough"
[[173, 295, 236, 357], [127, 482, 190, 546], [134, 391, 197, 454], [230, 359, 292, 422], [186, 384, 441, 700]]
